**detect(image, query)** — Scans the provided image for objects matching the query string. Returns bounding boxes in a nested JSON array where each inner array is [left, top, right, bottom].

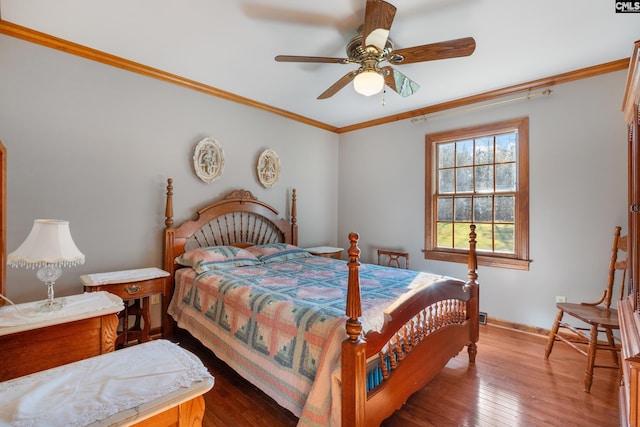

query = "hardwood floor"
[[174, 324, 620, 426]]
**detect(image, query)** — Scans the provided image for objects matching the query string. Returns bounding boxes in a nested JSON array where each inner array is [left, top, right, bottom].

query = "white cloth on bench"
[[0, 339, 213, 427]]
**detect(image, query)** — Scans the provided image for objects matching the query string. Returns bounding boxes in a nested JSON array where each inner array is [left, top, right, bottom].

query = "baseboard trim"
[[486, 316, 550, 337], [486, 317, 600, 347]]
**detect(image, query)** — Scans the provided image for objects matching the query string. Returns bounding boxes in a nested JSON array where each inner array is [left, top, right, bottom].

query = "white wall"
[[0, 34, 339, 304], [338, 71, 628, 330], [0, 32, 631, 332]]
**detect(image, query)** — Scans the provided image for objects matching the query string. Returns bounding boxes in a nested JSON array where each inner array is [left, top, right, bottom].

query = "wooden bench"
[[0, 339, 214, 426]]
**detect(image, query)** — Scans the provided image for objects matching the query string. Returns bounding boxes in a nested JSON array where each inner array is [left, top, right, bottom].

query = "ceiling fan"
[[275, 0, 476, 100]]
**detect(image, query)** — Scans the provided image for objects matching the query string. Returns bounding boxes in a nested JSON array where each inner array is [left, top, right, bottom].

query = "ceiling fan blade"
[[381, 66, 419, 97], [275, 55, 348, 64], [389, 37, 476, 65], [317, 71, 358, 99], [362, 0, 397, 51]]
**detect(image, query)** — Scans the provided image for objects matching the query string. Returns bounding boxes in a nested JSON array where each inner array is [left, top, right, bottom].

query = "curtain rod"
[[410, 89, 553, 123]]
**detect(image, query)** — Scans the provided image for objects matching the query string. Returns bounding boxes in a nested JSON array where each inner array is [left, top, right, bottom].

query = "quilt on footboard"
[[168, 255, 458, 426]]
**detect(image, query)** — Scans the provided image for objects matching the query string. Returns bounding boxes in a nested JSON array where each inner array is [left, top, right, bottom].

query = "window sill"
[[423, 250, 531, 271]]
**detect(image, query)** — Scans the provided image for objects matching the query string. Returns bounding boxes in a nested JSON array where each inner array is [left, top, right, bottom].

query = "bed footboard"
[[342, 227, 479, 427]]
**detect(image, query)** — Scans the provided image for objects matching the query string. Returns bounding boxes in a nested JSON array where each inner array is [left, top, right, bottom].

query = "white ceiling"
[[1, 0, 639, 129]]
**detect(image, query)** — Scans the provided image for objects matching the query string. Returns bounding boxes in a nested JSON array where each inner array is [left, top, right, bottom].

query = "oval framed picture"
[[257, 149, 281, 188], [193, 137, 225, 183]]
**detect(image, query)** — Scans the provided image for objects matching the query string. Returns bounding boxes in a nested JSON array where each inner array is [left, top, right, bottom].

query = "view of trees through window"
[[436, 131, 517, 253], [425, 117, 529, 270]]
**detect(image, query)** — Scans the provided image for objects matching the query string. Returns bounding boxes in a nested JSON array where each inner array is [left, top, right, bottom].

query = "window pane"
[[495, 163, 516, 191], [475, 137, 494, 165], [474, 223, 493, 251], [437, 222, 453, 248], [495, 224, 515, 253], [454, 197, 472, 222], [438, 142, 455, 168], [495, 195, 515, 222], [475, 165, 494, 193], [495, 132, 516, 163], [453, 223, 473, 249], [456, 167, 473, 192], [437, 197, 453, 221], [439, 169, 454, 193], [456, 139, 473, 166], [474, 195, 493, 223]]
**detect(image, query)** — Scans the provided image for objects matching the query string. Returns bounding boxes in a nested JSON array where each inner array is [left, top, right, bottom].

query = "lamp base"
[[37, 298, 64, 312], [37, 265, 63, 312]]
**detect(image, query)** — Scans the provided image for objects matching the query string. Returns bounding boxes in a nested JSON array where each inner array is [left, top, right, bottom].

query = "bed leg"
[[468, 342, 477, 363]]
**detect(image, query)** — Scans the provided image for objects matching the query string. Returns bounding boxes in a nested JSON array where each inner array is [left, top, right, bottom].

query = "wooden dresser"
[[0, 291, 122, 382], [619, 39, 640, 427]]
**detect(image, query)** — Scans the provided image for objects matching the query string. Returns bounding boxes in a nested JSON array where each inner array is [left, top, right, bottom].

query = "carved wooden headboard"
[[181, 188, 296, 251], [163, 179, 297, 262]]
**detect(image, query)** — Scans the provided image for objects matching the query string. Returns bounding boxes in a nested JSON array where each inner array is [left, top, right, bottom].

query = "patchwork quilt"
[[168, 255, 453, 426]]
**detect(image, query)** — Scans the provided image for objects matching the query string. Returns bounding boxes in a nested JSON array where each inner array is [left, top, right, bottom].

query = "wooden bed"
[[161, 178, 479, 427]]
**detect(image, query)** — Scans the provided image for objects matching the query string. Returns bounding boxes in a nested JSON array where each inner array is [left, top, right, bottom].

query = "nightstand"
[[81, 267, 169, 347], [305, 246, 344, 260]]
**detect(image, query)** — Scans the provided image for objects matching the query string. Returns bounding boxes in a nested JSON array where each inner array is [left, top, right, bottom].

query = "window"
[[424, 117, 530, 270]]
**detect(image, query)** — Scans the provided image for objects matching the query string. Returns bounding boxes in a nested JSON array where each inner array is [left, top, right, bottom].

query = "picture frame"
[[193, 137, 225, 183], [257, 149, 281, 188]]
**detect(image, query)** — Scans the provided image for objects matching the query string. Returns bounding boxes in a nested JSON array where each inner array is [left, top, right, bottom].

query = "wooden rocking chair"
[[544, 225, 627, 392]]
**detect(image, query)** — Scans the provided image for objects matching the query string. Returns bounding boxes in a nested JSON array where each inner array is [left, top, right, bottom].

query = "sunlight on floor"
[[476, 378, 523, 426]]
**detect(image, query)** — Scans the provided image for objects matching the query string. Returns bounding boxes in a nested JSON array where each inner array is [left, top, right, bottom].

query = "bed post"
[[342, 232, 366, 427], [163, 178, 176, 338], [290, 189, 298, 246], [466, 224, 479, 362]]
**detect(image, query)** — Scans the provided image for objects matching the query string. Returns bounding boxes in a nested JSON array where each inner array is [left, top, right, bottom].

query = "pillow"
[[246, 243, 312, 264], [175, 246, 261, 274]]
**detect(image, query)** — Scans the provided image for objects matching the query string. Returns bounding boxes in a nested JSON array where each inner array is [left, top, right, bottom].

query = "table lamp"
[[7, 219, 85, 311]]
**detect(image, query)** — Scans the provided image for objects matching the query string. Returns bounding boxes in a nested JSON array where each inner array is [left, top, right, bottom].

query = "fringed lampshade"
[[8, 219, 85, 311]]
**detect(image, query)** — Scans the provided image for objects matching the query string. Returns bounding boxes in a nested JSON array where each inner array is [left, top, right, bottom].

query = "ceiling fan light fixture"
[[275, 1, 475, 100], [353, 70, 384, 96]]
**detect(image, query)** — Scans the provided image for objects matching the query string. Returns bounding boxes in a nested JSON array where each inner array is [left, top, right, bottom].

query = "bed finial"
[[165, 178, 174, 229], [345, 232, 363, 342], [467, 224, 478, 283]]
